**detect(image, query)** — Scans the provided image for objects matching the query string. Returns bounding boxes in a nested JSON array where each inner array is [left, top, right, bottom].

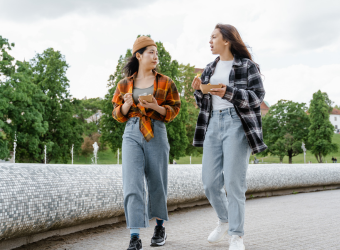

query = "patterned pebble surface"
[[0, 163, 339, 241]]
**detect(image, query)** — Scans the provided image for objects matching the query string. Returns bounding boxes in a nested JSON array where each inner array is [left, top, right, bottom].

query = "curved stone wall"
[[0, 163, 339, 242]]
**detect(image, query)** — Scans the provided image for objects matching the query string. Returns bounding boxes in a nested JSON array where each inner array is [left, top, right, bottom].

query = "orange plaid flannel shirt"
[[112, 71, 181, 142]]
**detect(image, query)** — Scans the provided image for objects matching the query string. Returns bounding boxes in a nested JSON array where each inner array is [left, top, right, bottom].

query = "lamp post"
[[117, 148, 120, 165], [71, 144, 74, 164], [13, 133, 17, 163], [301, 142, 306, 164]]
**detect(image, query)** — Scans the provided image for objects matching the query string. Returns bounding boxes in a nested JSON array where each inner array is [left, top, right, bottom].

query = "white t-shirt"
[[210, 59, 234, 110]]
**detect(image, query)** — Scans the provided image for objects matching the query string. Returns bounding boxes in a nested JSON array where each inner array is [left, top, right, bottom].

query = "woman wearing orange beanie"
[[112, 36, 181, 250]]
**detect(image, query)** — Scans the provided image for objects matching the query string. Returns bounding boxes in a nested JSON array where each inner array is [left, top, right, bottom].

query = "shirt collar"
[[210, 55, 242, 71]]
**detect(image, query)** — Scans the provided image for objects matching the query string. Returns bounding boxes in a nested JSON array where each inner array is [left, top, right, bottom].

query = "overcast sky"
[[1, 0, 339, 106]]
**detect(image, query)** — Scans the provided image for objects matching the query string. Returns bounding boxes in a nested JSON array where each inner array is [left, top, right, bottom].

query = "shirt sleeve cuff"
[[222, 86, 236, 102], [113, 104, 129, 123], [194, 89, 203, 99]]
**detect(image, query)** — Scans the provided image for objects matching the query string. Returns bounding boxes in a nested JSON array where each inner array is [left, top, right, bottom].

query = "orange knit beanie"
[[132, 36, 157, 55]]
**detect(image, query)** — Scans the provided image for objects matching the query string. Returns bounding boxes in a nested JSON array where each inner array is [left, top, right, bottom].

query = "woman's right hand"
[[123, 93, 133, 107], [192, 76, 201, 90]]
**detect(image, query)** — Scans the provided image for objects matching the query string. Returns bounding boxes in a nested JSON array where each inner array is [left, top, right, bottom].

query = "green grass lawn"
[[252, 133, 340, 164], [67, 148, 121, 164], [68, 133, 340, 165]]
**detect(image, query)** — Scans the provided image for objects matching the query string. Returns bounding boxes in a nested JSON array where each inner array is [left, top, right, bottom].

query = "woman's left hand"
[[139, 96, 159, 110], [210, 84, 227, 98]]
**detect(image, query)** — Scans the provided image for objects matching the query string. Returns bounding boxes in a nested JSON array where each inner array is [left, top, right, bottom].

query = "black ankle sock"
[[131, 233, 139, 239], [156, 219, 164, 227]]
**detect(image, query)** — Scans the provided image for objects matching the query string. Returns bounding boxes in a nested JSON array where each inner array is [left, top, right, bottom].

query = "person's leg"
[[144, 119, 170, 222], [202, 111, 230, 243], [122, 117, 149, 230], [202, 111, 228, 222], [144, 119, 170, 247], [222, 109, 252, 237]]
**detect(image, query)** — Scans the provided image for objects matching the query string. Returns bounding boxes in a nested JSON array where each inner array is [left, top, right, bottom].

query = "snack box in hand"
[[139, 94, 153, 103], [200, 83, 222, 94]]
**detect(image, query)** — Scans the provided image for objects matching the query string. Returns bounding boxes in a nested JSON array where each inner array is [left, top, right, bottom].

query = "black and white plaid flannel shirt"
[[193, 55, 268, 154]]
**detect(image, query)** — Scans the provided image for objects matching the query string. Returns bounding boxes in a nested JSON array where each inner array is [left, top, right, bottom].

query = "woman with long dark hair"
[[112, 36, 181, 250], [192, 24, 267, 250]]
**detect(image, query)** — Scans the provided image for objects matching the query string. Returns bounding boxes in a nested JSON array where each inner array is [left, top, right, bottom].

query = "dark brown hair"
[[123, 47, 148, 77], [123, 46, 159, 77], [215, 23, 260, 72]]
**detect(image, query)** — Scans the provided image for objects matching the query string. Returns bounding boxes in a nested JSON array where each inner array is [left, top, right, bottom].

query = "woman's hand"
[[139, 96, 166, 116], [121, 93, 133, 115], [123, 93, 134, 106], [192, 76, 201, 90], [138, 96, 158, 110], [210, 84, 227, 98]]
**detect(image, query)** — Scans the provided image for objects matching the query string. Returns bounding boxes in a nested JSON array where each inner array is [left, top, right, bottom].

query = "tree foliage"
[[30, 48, 83, 163], [100, 51, 132, 154], [260, 100, 310, 163], [0, 36, 48, 161], [308, 90, 338, 163], [178, 63, 202, 156]]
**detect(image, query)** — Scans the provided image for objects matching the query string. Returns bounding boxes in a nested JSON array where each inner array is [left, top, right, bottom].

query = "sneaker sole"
[[208, 231, 228, 244], [150, 233, 167, 247]]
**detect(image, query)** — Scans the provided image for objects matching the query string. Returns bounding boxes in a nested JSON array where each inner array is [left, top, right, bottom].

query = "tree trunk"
[[288, 151, 293, 164], [315, 154, 321, 163], [319, 152, 323, 163]]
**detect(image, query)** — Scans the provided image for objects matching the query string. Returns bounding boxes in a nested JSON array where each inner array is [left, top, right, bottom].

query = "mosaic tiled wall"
[[0, 163, 339, 241]]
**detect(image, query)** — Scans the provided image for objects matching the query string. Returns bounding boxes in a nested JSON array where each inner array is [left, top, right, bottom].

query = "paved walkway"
[[16, 190, 340, 250]]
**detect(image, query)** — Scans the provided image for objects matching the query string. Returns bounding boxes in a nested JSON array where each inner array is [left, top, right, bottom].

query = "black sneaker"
[[127, 236, 143, 250], [150, 225, 167, 247]]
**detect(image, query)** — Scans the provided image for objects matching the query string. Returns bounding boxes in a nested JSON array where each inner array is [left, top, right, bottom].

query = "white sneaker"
[[229, 235, 245, 250], [207, 220, 229, 243]]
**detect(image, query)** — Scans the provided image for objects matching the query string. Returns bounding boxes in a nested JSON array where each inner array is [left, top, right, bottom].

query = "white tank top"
[[209, 59, 234, 110]]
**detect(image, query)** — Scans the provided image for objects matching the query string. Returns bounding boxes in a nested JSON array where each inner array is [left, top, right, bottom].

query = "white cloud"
[[1, 0, 339, 105], [263, 64, 340, 107], [0, 0, 158, 21]]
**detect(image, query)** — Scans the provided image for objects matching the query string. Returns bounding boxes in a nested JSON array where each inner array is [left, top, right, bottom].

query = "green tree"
[[155, 41, 188, 163], [307, 92, 334, 114], [260, 100, 310, 164], [0, 35, 15, 159], [74, 97, 103, 137], [322, 92, 334, 114], [72, 98, 94, 137], [0, 36, 48, 162], [30, 48, 83, 163], [308, 90, 338, 163], [178, 63, 202, 157], [82, 97, 103, 114], [100, 51, 131, 154]]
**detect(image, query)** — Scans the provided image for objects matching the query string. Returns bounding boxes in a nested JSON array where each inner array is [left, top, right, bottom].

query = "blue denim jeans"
[[122, 117, 170, 228], [202, 107, 251, 236]]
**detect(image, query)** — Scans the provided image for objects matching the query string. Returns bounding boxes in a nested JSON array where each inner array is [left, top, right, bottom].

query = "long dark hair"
[[215, 23, 260, 72], [123, 47, 147, 77]]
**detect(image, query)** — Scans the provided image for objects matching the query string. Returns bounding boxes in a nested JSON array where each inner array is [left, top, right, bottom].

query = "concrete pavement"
[[14, 189, 340, 250]]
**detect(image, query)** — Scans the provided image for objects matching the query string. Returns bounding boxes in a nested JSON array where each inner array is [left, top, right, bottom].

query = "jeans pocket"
[[124, 119, 134, 133], [153, 119, 166, 129], [231, 112, 241, 121]]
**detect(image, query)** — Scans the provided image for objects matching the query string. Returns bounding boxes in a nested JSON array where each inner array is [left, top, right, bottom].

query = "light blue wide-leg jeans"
[[202, 107, 252, 236], [122, 117, 170, 228]]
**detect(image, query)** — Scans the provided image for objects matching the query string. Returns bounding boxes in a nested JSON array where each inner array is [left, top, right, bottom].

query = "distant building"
[[194, 68, 204, 75], [261, 101, 270, 117], [330, 108, 340, 133], [85, 110, 103, 124]]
